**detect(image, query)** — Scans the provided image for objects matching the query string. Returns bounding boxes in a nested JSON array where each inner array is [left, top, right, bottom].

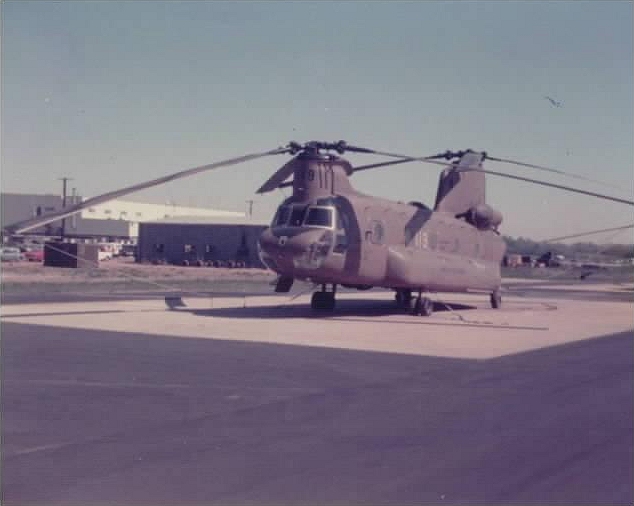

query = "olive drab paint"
[[256, 144, 506, 314]]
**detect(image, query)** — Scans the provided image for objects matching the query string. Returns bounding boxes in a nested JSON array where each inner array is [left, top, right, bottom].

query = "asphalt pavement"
[[2, 319, 632, 505]]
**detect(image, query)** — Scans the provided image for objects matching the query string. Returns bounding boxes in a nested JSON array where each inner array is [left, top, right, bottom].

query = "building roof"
[[81, 199, 245, 221], [142, 215, 270, 226]]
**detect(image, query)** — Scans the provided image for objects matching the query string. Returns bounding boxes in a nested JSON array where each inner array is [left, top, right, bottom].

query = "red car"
[[24, 247, 44, 262]]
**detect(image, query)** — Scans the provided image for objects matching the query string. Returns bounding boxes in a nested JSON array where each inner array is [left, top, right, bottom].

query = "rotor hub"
[[287, 140, 348, 156]]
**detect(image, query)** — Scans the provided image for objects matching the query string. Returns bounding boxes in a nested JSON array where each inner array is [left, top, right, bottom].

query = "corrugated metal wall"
[[137, 223, 267, 267]]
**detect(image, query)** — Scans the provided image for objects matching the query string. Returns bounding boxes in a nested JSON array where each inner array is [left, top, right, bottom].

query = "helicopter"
[[5, 140, 633, 316]]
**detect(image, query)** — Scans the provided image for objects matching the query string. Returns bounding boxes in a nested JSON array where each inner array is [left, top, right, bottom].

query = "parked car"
[[1, 246, 24, 262], [19, 243, 43, 251], [98, 247, 112, 261], [119, 244, 137, 257], [24, 246, 44, 262]]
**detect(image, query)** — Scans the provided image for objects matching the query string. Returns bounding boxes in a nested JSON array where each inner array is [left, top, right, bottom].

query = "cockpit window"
[[273, 205, 290, 226], [289, 205, 308, 227], [273, 204, 335, 228], [304, 207, 334, 228]]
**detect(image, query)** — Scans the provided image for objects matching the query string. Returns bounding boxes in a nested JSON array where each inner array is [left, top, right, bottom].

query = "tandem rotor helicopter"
[[5, 140, 634, 316]]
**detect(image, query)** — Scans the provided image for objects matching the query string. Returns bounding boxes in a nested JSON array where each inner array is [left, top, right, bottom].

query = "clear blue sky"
[[2, 0, 633, 242]]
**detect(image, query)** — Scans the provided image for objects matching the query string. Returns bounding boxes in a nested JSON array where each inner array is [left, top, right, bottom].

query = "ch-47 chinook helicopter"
[[5, 140, 633, 315]]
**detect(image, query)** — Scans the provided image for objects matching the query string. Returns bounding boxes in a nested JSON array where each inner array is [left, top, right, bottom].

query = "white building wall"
[[73, 200, 244, 239], [2, 193, 245, 240], [79, 199, 244, 223]]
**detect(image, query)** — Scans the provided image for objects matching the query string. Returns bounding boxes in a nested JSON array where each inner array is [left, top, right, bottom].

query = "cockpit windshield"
[[272, 204, 335, 229], [273, 205, 291, 226], [289, 206, 308, 226], [304, 206, 334, 228]]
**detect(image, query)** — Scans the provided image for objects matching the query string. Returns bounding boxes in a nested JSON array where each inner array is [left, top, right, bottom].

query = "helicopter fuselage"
[[258, 192, 506, 294], [4, 138, 629, 315]]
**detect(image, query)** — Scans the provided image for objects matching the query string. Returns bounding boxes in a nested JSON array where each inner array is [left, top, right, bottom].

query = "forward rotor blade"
[[6, 147, 290, 235], [256, 157, 299, 194], [352, 158, 418, 173], [346, 145, 437, 161], [259, 143, 418, 193], [275, 153, 457, 190], [276, 156, 432, 189], [485, 155, 620, 189], [353, 156, 467, 175], [458, 168, 634, 206], [343, 145, 419, 159]]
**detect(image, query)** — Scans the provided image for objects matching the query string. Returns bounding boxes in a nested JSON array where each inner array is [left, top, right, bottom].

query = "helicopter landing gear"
[[412, 290, 433, 317], [394, 289, 412, 309], [490, 289, 502, 309], [311, 284, 336, 312]]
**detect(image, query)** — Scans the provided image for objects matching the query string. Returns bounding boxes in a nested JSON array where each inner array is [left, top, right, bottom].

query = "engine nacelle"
[[471, 204, 503, 230]]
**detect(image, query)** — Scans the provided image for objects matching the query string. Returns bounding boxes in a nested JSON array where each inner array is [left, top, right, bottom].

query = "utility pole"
[[59, 177, 73, 239], [245, 199, 254, 218], [70, 187, 77, 231]]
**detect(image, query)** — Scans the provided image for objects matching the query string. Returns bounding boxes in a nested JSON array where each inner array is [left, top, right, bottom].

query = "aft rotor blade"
[[6, 147, 290, 235], [458, 168, 634, 206], [485, 155, 620, 189], [256, 157, 299, 194], [353, 150, 621, 190], [542, 224, 634, 242], [353, 156, 634, 206]]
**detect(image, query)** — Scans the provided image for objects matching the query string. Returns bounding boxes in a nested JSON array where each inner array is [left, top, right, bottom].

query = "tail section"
[[434, 151, 486, 214], [434, 150, 502, 231]]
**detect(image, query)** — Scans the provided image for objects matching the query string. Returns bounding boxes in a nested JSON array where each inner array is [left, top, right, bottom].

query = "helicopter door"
[[469, 226, 486, 285], [358, 207, 388, 281]]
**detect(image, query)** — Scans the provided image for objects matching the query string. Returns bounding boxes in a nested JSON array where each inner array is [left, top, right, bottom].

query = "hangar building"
[[136, 216, 269, 267], [1, 192, 244, 241]]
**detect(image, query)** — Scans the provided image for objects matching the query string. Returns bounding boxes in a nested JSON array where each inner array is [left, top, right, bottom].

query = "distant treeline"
[[502, 236, 634, 259]]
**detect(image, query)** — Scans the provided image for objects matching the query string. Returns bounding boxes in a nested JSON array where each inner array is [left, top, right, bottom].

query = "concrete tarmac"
[[1, 287, 633, 505]]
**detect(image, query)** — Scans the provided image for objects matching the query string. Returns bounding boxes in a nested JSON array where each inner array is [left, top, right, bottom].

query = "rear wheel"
[[311, 291, 335, 312], [490, 289, 502, 309], [412, 296, 433, 316]]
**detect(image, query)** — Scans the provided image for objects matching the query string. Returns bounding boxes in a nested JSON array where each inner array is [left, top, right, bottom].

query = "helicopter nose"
[[258, 228, 333, 271], [258, 228, 308, 256]]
